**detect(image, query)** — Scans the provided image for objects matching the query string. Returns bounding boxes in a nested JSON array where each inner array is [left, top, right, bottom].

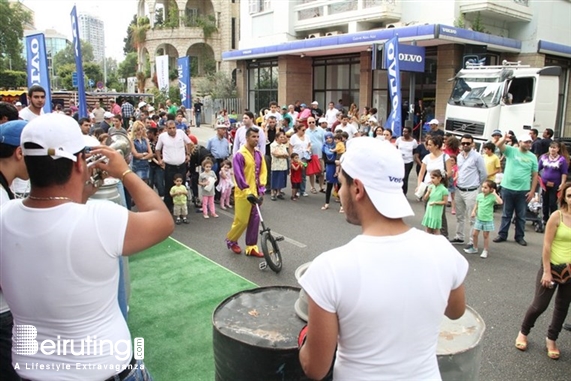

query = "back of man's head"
[[0, 102, 19, 123]]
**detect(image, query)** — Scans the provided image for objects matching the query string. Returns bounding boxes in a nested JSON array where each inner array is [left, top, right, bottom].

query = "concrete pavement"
[[174, 126, 571, 380]]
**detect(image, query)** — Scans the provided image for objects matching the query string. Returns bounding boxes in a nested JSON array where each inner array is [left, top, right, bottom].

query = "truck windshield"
[[448, 76, 503, 108]]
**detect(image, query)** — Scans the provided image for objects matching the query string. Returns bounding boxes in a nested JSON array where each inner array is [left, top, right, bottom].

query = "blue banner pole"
[[177, 57, 192, 109], [70, 6, 88, 118], [25, 33, 52, 114], [384, 35, 402, 136]]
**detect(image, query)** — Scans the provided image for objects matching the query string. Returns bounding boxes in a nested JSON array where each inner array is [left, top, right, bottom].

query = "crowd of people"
[[1, 86, 571, 380]]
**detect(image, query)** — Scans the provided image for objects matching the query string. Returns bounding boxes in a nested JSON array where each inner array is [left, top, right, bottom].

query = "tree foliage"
[[123, 14, 138, 55], [194, 71, 237, 99], [118, 52, 138, 79], [0, 70, 27, 88], [53, 40, 95, 68], [56, 62, 103, 90], [0, 0, 31, 72]]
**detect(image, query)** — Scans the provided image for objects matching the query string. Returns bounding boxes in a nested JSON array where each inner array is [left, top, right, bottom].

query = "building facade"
[[23, 29, 70, 90], [224, 0, 571, 137], [136, 0, 239, 80], [78, 12, 105, 64]]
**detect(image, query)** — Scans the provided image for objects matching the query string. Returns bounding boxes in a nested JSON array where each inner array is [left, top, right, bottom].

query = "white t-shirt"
[[264, 111, 282, 121], [0, 201, 131, 380], [422, 153, 450, 184], [300, 229, 468, 381], [0, 187, 10, 314], [325, 108, 339, 127], [156, 130, 191, 166], [289, 133, 311, 158], [335, 123, 358, 139], [395, 137, 419, 164], [18, 107, 43, 121]]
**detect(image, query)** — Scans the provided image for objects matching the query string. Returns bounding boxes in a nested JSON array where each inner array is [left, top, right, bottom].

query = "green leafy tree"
[[194, 71, 237, 99], [0, 0, 31, 72], [53, 40, 95, 67], [123, 14, 138, 55], [129, 17, 150, 72], [118, 52, 138, 79], [56, 61, 102, 90], [0, 70, 27, 88]]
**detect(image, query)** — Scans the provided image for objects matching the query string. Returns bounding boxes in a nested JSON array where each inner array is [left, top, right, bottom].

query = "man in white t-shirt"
[[334, 114, 358, 139], [298, 138, 468, 381], [0, 120, 29, 380], [156, 120, 192, 213], [0, 114, 174, 380], [324, 102, 339, 129], [233, 111, 267, 156], [264, 101, 282, 122], [18, 85, 46, 121]]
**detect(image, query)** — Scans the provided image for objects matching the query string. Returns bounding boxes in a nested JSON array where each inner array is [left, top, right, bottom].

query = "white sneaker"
[[480, 250, 488, 259], [464, 246, 478, 254], [302, 192, 309, 197]]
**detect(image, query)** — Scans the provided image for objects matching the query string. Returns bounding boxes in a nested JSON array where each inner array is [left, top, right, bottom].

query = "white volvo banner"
[[155, 55, 170, 93]]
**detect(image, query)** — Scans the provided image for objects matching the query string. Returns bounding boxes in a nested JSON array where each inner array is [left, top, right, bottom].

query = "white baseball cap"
[[21, 114, 85, 162], [15, 101, 22, 106], [519, 134, 533, 142], [340, 138, 414, 219], [104, 111, 114, 119], [318, 118, 327, 124], [311, 101, 318, 105], [429, 119, 439, 125], [138, 101, 147, 109]]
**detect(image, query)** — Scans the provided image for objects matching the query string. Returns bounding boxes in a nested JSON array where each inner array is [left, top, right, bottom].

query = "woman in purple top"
[[538, 141, 569, 224]]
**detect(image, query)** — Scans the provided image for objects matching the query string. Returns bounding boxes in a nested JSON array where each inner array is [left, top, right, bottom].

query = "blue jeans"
[[149, 165, 165, 197], [498, 188, 528, 241], [195, 111, 201, 127], [108, 360, 153, 381], [300, 165, 307, 194]]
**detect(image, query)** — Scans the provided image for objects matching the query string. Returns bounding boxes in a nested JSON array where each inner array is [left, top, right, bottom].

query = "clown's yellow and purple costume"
[[225, 145, 267, 255]]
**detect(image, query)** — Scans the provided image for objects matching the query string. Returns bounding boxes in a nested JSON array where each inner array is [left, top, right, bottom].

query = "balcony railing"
[[295, 0, 401, 27], [459, 0, 532, 23]]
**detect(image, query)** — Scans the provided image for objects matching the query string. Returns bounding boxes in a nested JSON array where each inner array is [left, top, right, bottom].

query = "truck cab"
[[445, 61, 561, 149]]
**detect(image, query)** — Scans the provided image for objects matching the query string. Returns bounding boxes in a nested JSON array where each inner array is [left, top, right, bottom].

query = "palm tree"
[[130, 17, 150, 72]]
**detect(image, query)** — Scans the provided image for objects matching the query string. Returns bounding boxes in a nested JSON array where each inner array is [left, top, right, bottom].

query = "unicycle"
[[247, 194, 284, 273]]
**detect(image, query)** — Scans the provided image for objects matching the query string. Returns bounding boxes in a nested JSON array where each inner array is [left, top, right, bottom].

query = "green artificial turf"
[[127, 237, 257, 380]]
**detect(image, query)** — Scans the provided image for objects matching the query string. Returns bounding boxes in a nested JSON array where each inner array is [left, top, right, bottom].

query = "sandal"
[[515, 333, 527, 351], [319, 189, 326, 193], [339, 207, 344, 213], [321, 204, 329, 210], [546, 338, 560, 360], [310, 188, 318, 194]]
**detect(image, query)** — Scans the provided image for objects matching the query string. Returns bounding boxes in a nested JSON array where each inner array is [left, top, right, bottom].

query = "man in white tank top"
[[0, 114, 174, 381]]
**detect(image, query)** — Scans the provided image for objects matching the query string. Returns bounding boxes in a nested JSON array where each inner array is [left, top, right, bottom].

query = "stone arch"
[[182, 0, 215, 27], [186, 43, 215, 77], [153, 0, 180, 28], [156, 43, 179, 74]]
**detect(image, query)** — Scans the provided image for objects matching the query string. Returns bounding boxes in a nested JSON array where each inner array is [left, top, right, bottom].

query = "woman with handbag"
[[515, 182, 571, 359], [289, 124, 312, 197], [538, 141, 569, 226]]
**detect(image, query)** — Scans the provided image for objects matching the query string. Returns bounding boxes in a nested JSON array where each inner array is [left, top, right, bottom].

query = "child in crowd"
[[290, 153, 303, 201], [465, 180, 503, 258], [216, 159, 234, 210], [449, 155, 458, 215], [170, 173, 189, 224], [198, 158, 218, 218], [482, 142, 501, 181], [331, 133, 346, 178], [422, 170, 449, 235]]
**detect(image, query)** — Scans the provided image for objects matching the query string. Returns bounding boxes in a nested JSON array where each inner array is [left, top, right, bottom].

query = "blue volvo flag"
[[383, 36, 402, 136], [25, 33, 52, 114], [71, 6, 88, 118], [177, 57, 192, 109]]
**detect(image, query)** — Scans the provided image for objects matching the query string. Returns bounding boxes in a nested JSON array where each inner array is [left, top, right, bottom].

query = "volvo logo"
[[398, 53, 423, 63], [461, 124, 467, 130]]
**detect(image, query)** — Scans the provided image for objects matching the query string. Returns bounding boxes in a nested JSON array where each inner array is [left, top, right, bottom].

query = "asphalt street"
[[176, 125, 570, 381]]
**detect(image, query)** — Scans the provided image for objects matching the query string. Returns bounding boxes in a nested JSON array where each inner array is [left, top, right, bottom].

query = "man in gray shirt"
[[450, 134, 488, 249]]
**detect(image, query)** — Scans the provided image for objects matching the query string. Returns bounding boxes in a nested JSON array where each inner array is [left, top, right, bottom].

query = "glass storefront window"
[[247, 59, 278, 115], [314, 55, 360, 111]]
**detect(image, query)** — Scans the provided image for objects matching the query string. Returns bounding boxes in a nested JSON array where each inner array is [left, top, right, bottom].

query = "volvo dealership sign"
[[377, 43, 426, 72]]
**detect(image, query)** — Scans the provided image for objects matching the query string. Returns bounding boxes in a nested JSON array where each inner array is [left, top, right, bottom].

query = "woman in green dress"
[[422, 170, 449, 235]]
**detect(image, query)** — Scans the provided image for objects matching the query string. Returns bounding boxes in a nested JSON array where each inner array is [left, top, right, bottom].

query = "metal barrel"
[[212, 286, 310, 381], [437, 306, 486, 381]]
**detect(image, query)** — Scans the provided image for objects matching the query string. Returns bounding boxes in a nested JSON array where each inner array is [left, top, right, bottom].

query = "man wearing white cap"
[[310, 101, 323, 120], [101, 111, 114, 133], [0, 114, 173, 380], [298, 138, 468, 381], [427, 119, 444, 138], [493, 133, 538, 246]]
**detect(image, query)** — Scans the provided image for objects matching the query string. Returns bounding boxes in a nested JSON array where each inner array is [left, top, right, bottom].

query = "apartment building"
[[223, 0, 571, 137], [78, 12, 106, 64], [137, 0, 239, 78]]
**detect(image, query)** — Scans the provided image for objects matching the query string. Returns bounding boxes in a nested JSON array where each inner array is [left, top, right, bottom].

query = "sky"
[[22, 0, 139, 63]]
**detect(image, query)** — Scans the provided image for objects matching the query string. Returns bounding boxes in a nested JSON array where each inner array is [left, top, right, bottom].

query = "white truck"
[[445, 61, 561, 147]]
